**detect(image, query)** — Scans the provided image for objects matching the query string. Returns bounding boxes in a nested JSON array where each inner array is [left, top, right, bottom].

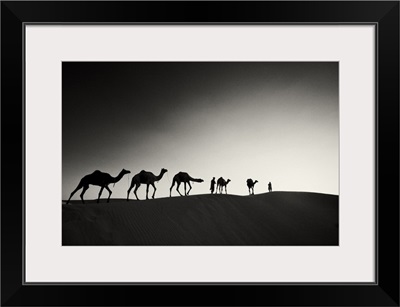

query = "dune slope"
[[62, 192, 338, 245]]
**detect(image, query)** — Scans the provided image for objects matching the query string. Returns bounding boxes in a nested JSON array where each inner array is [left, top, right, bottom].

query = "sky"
[[62, 62, 338, 201]]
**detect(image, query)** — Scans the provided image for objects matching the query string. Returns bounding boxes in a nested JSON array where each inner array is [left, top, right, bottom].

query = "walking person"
[[268, 181, 272, 192], [210, 177, 216, 194]]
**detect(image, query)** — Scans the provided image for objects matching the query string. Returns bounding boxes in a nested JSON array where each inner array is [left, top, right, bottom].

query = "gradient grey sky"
[[62, 62, 338, 200]]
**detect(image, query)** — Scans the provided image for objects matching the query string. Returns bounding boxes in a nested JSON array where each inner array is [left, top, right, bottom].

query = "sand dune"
[[62, 192, 338, 245]]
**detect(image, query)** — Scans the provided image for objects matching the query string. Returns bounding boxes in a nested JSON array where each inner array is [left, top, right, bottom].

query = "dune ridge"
[[62, 192, 338, 245]]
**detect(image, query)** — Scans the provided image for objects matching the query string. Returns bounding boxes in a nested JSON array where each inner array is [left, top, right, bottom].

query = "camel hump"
[[139, 170, 148, 176], [247, 179, 252, 183]]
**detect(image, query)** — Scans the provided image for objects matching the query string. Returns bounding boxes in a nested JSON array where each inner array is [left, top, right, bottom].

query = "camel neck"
[[156, 171, 165, 181], [112, 171, 125, 183]]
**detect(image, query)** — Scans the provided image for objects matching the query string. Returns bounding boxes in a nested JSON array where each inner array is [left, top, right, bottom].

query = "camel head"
[[227, 179, 231, 184], [254, 180, 258, 184], [121, 169, 131, 175], [161, 168, 168, 174]]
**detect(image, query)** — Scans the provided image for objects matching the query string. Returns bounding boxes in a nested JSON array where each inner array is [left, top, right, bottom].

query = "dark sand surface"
[[62, 192, 338, 245]]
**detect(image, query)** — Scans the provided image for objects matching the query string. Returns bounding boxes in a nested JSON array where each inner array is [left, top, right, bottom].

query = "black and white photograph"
[[62, 62, 339, 246], [3, 0, 400, 305]]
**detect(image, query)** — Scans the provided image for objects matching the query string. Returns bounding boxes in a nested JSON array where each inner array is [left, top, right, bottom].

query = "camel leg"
[[169, 181, 175, 197], [80, 185, 89, 204], [176, 182, 182, 196], [184, 182, 187, 196], [134, 183, 141, 200], [151, 183, 156, 199], [106, 186, 112, 202], [146, 184, 150, 200], [97, 186, 104, 203], [66, 184, 82, 204], [187, 182, 192, 195], [127, 183, 133, 201]]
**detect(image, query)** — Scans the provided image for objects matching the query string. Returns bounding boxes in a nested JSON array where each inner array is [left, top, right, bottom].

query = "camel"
[[217, 177, 231, 194], [66, 168, 131, 204], [127, 168, 168, 200], [169, 172, 204, 197], [246, 179, 258, 195]]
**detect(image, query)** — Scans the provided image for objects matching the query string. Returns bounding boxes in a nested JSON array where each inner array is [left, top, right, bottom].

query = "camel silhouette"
[[127, 168, 168, 201], [66, 169, 131, 204], [169, 172, 204, 197], [246, 179, 258, 195], [217, 177, 231, 194]]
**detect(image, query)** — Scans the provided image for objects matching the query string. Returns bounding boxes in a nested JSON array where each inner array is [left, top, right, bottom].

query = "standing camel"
[[217, 177, 231, 194], [127, 168, 168, 200], [66, 169, 131, 204], [169, 172, 204, 197], [246, 179, 258, 195]]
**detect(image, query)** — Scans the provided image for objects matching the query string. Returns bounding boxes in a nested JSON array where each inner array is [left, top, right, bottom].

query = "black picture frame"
[[1, 1, 399, 306]]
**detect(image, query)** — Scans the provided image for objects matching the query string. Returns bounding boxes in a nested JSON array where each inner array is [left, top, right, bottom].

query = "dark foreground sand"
[[62, 192, 338, 245]]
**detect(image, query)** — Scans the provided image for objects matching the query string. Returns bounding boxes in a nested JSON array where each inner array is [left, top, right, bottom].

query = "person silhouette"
[[268, 182, 272, 192], [210, 177, 216, 194]]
